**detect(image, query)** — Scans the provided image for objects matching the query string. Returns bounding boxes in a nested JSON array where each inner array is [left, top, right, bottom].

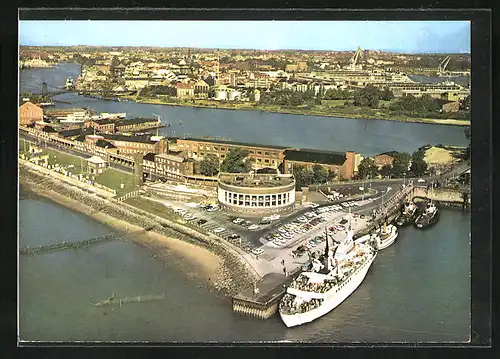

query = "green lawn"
[[95, 169, 135, 197], [321, 99, 347, 107]]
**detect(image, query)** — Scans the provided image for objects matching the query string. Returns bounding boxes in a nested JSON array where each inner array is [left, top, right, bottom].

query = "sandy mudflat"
[[23, 183, 222, 284]]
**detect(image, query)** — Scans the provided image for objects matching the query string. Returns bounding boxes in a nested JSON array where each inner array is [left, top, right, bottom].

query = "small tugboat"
[[395, 201, 419, 227], [373, 221, 398, 250], [414, 202, 440, 229]]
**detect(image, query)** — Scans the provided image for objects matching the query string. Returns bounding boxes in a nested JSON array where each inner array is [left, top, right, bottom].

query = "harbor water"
[[19, 63, 470, 342], [19, 187, 470, 342]]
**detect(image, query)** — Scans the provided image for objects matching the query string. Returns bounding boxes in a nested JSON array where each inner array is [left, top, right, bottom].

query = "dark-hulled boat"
[[413, 202, 440, 229], [395, 201, 419, 227]]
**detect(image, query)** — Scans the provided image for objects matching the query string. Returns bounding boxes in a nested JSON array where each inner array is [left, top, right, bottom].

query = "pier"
[[232, 272, 300, 319], [19, 228, 151, 256]]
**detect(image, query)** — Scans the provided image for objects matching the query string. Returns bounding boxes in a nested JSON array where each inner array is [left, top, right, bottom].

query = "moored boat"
[[279, 227, 377, 327], [374, 222, 398, 250], [414, 202, 439, 229], [395, 201, 419, 227]]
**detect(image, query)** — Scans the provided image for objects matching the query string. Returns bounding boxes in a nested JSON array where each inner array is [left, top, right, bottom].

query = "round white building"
[[217, 173, 295, 215]]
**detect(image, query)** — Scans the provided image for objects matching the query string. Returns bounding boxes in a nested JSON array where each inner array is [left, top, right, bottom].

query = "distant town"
[[20, 46, 471, 125]]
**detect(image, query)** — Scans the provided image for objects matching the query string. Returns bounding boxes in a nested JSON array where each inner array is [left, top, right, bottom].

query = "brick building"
[[282, 149, 357, 180], [19, 102, 43, 126], [154, 152, 194, 179], [176, 138, 287, 170], [374, 151, 398, 168]]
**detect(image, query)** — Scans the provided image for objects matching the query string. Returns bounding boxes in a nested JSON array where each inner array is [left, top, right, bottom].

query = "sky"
[[19, 20, 471, 53]]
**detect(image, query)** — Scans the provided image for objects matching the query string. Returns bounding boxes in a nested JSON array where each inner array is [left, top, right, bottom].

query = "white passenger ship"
[[279, 228, 377, 327]]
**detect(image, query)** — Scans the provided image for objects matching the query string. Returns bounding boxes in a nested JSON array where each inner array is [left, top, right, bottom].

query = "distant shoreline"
[[122, 95, 470, 127]]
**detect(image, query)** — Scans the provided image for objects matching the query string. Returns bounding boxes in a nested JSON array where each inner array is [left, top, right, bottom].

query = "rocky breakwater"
[[19, 163, 258, 297]]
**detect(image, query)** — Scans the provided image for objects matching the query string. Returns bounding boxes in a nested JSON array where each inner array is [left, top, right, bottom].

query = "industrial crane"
[[438, 55, 452, 74], [348, 46, 363, 70]]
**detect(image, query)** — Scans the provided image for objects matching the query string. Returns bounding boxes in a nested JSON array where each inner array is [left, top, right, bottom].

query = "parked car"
[[206, 206, 218, 212], [184, 215, 196, 221], [197, 219, 208, 225], [248, 224, 260, 230], [214, 227, 225, 233], [252, 248, 264, 255]]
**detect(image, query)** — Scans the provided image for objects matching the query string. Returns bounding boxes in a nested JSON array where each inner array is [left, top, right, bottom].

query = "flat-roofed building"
[[176, 138, 288, 170], [217, 173, 296, 215]]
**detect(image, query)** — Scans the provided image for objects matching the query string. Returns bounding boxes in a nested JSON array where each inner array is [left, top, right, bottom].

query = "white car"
[[206, 206, 218, 212], [174, 208, 187, 214], [184, 215, 196, 221], [233, 218, 244, 224], [277, 227, 287, 233], [418, 178, 426, 183], [248, 224, 260, 230], [214, 227, 225, 233], [252, 248, 264, 255]]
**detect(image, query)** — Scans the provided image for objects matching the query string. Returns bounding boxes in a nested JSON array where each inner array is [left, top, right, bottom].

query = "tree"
[[220, 148, 253, 173], [292, 165, 314, 190], [199, 154, 220, 176], [357, 157, 379, 179], [353, 85, 380, 108], [391, 152, 411, 178], [410, 160, 428, 177], [412, 149, 426, 163], [380, 164, 392, 178], [380, 87, 394, 101], [312, 164, 329, 184]]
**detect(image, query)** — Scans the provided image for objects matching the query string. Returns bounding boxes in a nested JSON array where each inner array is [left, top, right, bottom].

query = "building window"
[[257, 151, 262, 155], [265, 152, 269, 155]]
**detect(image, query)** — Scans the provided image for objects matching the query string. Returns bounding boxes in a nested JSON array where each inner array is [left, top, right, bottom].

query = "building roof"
[[58, 128, 87, 138], [102, 133, 158, 144], [143, 152, 156, 162], [95, 139, 116, 149], [87, 155, 108, 164], [181, 137, 289, 150], [155, 153, 184, 162], [93, 119, 116, 125], [284, 148, 346, 166], [41, 125, 57, 133], [115, 117, 159, 126], [218, 173, 294, 188], [19, 101, 42, 112], [176, 82, 194, 89], [376, 151, 399, 158]]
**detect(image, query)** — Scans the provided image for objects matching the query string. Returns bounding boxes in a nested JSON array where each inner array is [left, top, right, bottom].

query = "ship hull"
[[414, 210, 440, 229], [280, 252, 376, 328], [376, 226, 398, 251]]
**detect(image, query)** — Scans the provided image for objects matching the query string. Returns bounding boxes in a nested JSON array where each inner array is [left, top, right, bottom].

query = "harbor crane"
[[438, 55, 452, 74], [348, 46, 363, 70]]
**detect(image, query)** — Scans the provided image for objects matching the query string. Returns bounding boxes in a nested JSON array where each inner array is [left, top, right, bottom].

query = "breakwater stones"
[[19, 164, 256, 297]]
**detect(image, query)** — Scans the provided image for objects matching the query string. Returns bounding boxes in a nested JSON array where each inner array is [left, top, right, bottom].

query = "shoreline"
[[124, 95, 471, 127], [19, 163, 258, 297]]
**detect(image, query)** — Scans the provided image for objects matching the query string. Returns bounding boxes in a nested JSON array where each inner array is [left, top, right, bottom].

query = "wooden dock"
[[232, 272, 300, 320]]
